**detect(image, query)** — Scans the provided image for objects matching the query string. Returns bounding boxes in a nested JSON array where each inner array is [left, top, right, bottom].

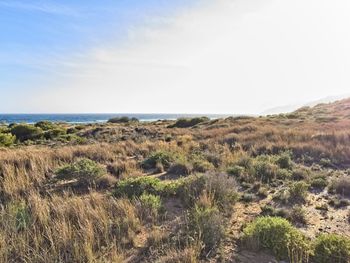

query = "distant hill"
[[262, 94, 350, 115], [289, 97, 350, 120]]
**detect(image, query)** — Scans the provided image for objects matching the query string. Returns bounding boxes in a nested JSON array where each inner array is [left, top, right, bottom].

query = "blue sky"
[[2, 0, 350, 113], [0, 0, 198, 109]]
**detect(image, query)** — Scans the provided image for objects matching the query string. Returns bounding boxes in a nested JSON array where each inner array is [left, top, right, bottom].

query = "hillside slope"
[[0, 100, 350, 262]]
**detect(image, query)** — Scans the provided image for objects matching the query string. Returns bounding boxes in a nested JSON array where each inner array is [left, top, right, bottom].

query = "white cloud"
[[25, 0, 350, 114], [0, 0, 77, 16]]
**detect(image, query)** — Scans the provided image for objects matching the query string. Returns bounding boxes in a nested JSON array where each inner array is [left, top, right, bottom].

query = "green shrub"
[[319, 158, 332, 167], [142, 150, 176, 170], [310, 176, 328, 189], [44, 128, 67, 140], [292, 167, 311, 181], [257, 187, 269, 198], [67, 127, 79, 134], [289, 206, 307, 225], [192, 159, 214, 173], [10, 124, 43, 142], [203, 152, 222, 168], [276, 151, 293, 169], [242, 217, 310, 261], [253, 160, 278, 183], [330, 176, 350, 197], [328, 197, 350, 208], [58, 134, 85, 143], [276, 168, 292, 180], [8, 201, 31, 231], [168, 117, 209, 128], [241, 193, 255, 203], [114, 176, 164, 198], [313, 234, 350, 263], [137, 193, 163, 221], [186, 204, 225, 254], [107, 116, 139, 123], [34, 121, 57, 131], [114, 176, 185, 198], [315, 203, 329, 211], [236, 156, 254, 170], [288, 182, 309, 203], [0, 132, 15, 146], [168, 161, 193, 176], [260, 205, 289, 219], [55, 159, 105, 184], [179, 173, 238, 211], [227, 165, 245, 177]]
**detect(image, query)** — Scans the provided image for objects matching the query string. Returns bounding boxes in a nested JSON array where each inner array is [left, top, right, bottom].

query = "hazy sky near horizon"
[[2, 0, 350, 114]]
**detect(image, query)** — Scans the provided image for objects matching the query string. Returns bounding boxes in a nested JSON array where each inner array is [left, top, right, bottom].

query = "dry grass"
[[0, 99, 350, 262], [0, 192, 138, 262]]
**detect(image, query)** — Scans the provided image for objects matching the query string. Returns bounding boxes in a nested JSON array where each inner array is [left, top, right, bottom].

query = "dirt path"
[[219, 197, 278, 263]]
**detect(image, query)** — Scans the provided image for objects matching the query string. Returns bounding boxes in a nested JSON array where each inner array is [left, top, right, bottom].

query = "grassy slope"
[[0, 99, 350, 262]]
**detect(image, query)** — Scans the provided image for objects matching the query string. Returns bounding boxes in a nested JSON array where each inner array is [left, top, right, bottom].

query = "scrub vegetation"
[[1, 98, 350, 262]]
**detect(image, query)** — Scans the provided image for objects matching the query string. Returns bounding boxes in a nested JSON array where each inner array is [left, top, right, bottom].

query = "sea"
[[0, 114, 230, 124]]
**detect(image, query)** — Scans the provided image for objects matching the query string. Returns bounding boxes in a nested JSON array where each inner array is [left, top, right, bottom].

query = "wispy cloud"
[[0, 0, 78, 16]]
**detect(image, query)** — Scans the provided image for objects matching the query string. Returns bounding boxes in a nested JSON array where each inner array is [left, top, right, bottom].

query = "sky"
[[1, 0, 350, 114]]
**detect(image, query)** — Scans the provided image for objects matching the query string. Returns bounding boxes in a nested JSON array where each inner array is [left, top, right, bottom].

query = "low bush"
[[66, 127, 79, 134], [242, 216, 310, 261], [253, 160, 278, 183], [260, 205, 289, 218], [142, 150, 176, 170], [34, 121, 57, 131], [241, 193, 255, 203], [227, 165, 245, 178], [136, 193, 163, 222], [292, 167, 311, 181], [10, 124, 43, 142], [319, 158, 332, 167], [203, 152, 222, 168], [114, 176, 164, 198], [44, 128, 66, 140], [8, 201, 31, 231], [179, 173, 238, 211], [95, 174, 118, 189], [310, 176, 328, 189], [288, 181, 309, 203], [107, 116, 139, 123], [186, 204, 225, 254], [55, 158, 106, 184], [168, 117, 209, 128], [330, 176, 350, 197], [114, 176, 185, 198], [313, 234, 350, 263], [276, 151, 293, 169], [328, 197, 350, 208], [257, 187, 269, 198], [107, 159, 139, 178], [276, 168, 292, 180], [192, 159, 214, 173], [168, 161, 193, 176], [0, 132, 15, 146], [289, 206, 307, 225]]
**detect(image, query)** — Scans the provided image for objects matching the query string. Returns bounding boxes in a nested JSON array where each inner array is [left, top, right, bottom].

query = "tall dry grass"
[[0, 191, 139, 262]]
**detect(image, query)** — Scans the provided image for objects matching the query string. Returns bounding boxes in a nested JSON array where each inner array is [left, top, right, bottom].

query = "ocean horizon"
[[0, 113, 231, 124]]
